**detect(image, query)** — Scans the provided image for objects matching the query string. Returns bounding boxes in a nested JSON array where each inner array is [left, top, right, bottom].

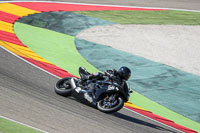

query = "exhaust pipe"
[[70, 78, 77, 89]]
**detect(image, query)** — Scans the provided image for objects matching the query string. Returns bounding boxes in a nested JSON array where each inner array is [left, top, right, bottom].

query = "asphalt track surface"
[[0, 47, 181, 133], [1, 0, 199, 133]]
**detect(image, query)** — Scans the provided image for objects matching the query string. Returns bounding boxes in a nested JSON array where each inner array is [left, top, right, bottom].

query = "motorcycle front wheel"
[[97, 94, 124, 113], [55, 77, 74, 96]]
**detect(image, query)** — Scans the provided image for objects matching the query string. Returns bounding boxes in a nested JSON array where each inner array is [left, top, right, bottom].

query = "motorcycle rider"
[[88, 66, 130, 85], [77, 66, 131, 102]]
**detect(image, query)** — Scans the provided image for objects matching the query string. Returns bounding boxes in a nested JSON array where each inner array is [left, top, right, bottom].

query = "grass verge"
[[0, 117, 42, 133], [75, 10, 200, 25], [14, 22, 99, 77]]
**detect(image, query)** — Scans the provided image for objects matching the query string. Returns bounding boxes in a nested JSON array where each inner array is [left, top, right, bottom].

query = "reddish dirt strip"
[[0, 2, 197, 133], [125, 106, 197, 133], [0, 30, 27, 47], [21, 56, 76, 78], [12, 2, 167, 12], [0, 11, 20, 23]]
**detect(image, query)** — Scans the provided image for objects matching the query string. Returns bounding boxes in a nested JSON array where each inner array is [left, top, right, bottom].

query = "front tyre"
[[97, 94, 124, 113], [55, 77, 73, 96]]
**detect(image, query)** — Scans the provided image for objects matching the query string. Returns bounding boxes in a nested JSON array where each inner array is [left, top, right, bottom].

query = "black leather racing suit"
[[85, 69, 129, 95]]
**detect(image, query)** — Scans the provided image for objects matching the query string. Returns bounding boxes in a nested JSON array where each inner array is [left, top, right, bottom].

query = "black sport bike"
[[55, 67, 132, 113]]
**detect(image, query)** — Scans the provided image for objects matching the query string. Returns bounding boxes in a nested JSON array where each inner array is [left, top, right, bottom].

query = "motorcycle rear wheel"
[[97, 94, 124, 113], [55, 77, 73, 96]]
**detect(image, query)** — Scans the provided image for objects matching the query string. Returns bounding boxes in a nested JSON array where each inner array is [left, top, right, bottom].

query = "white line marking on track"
[[123, 107, 185, 133], [0, 45, 61, 79], [0, 115, 48, 133], [0, 0, 200, 12]]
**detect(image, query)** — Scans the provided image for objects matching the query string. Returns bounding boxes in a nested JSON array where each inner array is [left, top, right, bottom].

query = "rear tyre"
[[97, 94, 124, 113], [55, 77, 73, 96]]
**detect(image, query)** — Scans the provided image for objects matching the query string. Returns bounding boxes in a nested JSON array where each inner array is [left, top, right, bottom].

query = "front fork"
[[103, 94, 118, 107]]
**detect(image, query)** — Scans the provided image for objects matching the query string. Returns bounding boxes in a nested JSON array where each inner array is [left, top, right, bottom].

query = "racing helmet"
[[118, 66, 131, 81]]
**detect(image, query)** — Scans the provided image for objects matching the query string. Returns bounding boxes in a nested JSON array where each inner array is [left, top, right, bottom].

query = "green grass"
[[14, 22, 100, 77], [75, 10, 200, 25], [0, 117, 42, 133]]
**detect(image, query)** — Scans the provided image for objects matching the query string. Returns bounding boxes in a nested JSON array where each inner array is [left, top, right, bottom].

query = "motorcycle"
[[55, 67, 132, 113]]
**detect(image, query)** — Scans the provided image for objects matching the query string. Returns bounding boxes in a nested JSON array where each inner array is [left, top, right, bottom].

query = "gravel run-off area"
[[77, 24, 200, 76]]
